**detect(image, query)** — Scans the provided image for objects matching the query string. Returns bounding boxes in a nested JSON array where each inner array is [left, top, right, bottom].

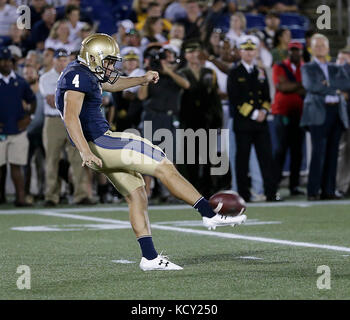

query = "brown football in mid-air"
[[209, 190, 246, 216]]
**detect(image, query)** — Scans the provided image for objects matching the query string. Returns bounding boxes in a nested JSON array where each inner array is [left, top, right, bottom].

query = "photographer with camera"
[[138, 44, 189, 202]]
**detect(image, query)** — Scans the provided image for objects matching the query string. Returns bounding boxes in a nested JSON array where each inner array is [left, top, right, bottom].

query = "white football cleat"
[[203, 214, 247, 230], [139, 255, 183, 271]]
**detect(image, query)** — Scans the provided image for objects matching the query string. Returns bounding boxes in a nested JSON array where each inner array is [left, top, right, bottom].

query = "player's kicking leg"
[[153, 158, 247, 230], [88, 131, 246, 270]]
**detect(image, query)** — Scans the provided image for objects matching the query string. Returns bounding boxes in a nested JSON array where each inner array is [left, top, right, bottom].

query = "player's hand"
[[81, 151, 103, 168], [142, 71, 159, 85]]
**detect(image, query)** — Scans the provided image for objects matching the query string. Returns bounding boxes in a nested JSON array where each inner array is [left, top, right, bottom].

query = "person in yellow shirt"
[[135, 2, 172, 35]]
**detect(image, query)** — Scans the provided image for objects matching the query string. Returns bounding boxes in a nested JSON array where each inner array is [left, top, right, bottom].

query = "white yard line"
[[5, 210, 350, 254], [0, 199, 350, 215]]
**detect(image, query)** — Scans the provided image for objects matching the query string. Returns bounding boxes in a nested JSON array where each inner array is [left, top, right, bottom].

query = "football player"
[[55, 33, 247, 271]]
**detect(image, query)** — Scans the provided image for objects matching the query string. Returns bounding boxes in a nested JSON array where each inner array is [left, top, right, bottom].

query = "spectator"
[[227, 36, 281, 202], [44, 19, 78, 53], [178, 42, 223, 198], [40, 47, 54, 75], [39, 49, 92, 206], [0, 47, 36, 206], [0, 0, 17, 37], [30, 0, 47, 27], [301, 34, 350, 200], [65, 4, 85, 45], [121, 47, 146, 131], [258, 0, 298, 13], [226, 12, 246, 48], [116, 20, 135, 49], [129, 0, 151, 24], [123, 28, 142, 51], [25, 50, 42, 71], [261, 11, 280, 50], [139, 45, 189, 200], [22, 64, 45, 203], [175, 0, 202, 40], [55, 0, 93, 25], [336, 49, 350, 197], [80, 23, 94, 41], [272, 41, 305, 196], [164, 0, 187, 22], [251, 30, 273, 68], [228, 0, 257, 13], [30, 5, 57, 51], [8, 44, 23, 73], [7, 23, 32, 58], [140, 17, 167, 52], [206, 28, 224, 58], [203, 38, 234, 190], [271, 28, 291, 64], [112, 47, 143, 132], [167, 22, 185, 52], [136, 2, 172, 34]]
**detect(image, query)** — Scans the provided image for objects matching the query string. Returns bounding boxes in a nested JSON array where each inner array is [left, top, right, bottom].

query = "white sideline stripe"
[[18, 210, 350, 254], [1, 199, 350, 215]]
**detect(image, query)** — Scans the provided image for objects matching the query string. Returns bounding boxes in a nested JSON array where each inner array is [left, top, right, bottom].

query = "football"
[[209, 190, 246, 216]]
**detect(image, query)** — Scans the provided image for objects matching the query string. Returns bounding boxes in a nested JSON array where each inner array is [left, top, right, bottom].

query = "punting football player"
[[55, 33, 247, 271]]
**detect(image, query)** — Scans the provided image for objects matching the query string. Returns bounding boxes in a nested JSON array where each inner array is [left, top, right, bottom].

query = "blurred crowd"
[[1, 0, 350, 207]]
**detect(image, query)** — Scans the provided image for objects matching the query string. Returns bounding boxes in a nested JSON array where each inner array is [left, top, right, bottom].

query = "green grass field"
[[0, 201, 349, 300]]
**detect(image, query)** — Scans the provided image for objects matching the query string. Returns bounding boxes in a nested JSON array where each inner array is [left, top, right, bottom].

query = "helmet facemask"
[[93, 55, 122, 84]]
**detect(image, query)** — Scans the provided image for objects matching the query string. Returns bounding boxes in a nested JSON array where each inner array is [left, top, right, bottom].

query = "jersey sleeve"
[[60, 70, 92, 93]]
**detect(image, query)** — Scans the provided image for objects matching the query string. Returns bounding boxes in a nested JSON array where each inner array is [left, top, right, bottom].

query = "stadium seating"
[[245, 13, 266, 30]]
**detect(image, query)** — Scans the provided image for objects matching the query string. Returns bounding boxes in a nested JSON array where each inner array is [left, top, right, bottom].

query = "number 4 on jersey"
[[72, 74, 79, 88]]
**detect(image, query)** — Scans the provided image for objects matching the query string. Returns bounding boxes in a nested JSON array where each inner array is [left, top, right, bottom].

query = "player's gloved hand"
[[142, 71, 159, 85], [80, 151, 103, 168]]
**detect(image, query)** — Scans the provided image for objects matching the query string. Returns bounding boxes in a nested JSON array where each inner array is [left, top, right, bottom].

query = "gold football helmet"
[[78, 33, 122, 84]]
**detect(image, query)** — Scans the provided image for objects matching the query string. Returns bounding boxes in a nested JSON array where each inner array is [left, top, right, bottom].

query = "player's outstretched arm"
[[102, 71, 159, 92], [63, 90, 102, 168]]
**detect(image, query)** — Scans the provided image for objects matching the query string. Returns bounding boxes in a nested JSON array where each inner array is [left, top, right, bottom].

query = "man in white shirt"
[[0, 0, 18, 37], [39, 49, 92, 206]]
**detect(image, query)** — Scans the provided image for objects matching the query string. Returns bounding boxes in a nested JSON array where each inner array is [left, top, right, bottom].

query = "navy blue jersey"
[[55, 60, 110, 141]]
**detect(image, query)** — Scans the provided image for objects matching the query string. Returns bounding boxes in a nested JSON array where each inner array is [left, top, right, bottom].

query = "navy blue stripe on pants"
[[93, 134, 166, 162]]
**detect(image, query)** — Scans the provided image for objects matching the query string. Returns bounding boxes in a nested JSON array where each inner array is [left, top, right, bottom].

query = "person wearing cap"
[[112, 47, 143, 132], [0, 47, 36, 206], [301, 34, 350, 201], [272, 41, 306, 196], [227, 35, 281, 202], [116, 20, 135, 49], [178, 41, 223, 198], [39, 49, 93, 206]]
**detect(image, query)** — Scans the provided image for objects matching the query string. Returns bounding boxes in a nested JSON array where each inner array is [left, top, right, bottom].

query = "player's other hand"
[[81, 151, 103, 168], [143, 71, 159, 85]]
